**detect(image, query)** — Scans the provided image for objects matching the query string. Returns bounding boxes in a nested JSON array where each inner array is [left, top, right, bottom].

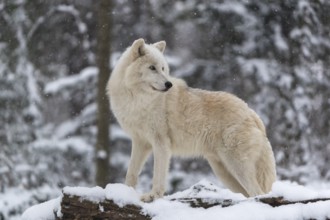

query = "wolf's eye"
[[162, 67, 165, 71], [149, 65, 156, 71]]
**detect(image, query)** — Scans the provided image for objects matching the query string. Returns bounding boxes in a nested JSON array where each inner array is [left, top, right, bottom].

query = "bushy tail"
[[257, 140, 277, 193]]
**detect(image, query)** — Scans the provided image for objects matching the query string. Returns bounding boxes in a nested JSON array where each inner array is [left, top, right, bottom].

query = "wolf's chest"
[[111, 96, 167, 134]]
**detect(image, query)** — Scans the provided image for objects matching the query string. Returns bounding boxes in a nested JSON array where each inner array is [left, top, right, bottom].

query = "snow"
[[54, 120, 81, 139], [32, 137, 92, 154], [21, 197, 62, 220], [212, 1, 247, 15], [146, 180, 330, 220], [237, 57, 274, 83], [267, 181, 330, 201], [62, 186, 105, 203], [1, 185, 61, 220], [167, 179, 245, 201], [110, 151, 130, 168], [97, 150, 107, 159], [273, 24, 289, 51], [22, 180, 330, 220], [111, 124, 130, 140], [44, 67, 97, 95], [105, 183, 142, 207]]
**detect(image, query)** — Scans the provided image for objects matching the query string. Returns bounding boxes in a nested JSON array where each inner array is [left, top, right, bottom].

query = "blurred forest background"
[[1, 0, 330, 219]]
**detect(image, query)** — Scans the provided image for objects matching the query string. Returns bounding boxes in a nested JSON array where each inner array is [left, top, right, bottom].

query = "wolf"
[[106, 38, 276, 202]]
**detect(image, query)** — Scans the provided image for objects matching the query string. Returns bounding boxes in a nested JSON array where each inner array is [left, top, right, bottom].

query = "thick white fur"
[[107, 39, 276, 202]]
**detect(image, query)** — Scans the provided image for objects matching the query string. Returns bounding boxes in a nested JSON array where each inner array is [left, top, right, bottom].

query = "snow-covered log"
[[54, 181, 330, 220], [57, 193, 150, 220], [56, 193, 330, 220], [22, 181, 330, 220]]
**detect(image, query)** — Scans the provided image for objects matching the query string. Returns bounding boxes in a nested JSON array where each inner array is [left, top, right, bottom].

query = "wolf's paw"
[[140, 192, 163, 203]]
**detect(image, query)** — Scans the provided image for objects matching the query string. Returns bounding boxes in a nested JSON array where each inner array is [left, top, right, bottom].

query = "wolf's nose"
[[165, 81, 172, 89]]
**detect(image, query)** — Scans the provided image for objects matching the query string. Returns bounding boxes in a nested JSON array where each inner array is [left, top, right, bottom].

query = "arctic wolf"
[[107, 39, 276, 202]]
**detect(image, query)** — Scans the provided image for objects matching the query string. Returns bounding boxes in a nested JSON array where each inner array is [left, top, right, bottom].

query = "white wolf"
[[107, 39, 276, 202]]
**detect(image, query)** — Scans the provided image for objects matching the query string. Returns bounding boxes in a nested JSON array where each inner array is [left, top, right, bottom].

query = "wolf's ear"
[[131, 38, 146, 58], [153, 41, 166, 53]]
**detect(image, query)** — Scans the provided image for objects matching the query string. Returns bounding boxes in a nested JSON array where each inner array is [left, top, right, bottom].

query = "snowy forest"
[[1, 0, 330, 219]]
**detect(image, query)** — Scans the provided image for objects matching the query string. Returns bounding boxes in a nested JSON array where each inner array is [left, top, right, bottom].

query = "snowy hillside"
[[22, 180, 330, 220]]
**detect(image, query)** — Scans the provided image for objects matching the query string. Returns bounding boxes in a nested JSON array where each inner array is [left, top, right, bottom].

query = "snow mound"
[[21, 197, 62, 220], [105, 183, 142, 207], [62, 186, 105, 203], [268, 181, 330, 201], [167, 179, 246, 201]]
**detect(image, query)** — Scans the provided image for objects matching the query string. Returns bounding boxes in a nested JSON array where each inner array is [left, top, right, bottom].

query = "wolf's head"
[[124, 39, 172, 93]]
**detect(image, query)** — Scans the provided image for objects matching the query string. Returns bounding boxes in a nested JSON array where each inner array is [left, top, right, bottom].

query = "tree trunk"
[[95, 0, 112, 187]]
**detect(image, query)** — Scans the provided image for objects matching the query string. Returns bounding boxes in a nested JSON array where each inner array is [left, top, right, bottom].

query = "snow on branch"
[[44, 67, 98, 95]]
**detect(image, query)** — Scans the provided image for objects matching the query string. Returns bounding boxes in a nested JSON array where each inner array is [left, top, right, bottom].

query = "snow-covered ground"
[[22, 180, 330, 220], [0, 186, 61, 220]]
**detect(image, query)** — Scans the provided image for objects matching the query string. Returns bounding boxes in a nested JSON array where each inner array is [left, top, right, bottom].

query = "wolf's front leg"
[[141, 143, 171, 202], [125, 139, 152, 188]]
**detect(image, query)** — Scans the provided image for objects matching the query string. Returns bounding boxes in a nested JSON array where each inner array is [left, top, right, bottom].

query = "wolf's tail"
[[257, 140, 277, 193]]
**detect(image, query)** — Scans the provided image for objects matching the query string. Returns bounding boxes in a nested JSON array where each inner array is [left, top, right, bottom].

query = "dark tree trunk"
[[95, 0, 112, 187]]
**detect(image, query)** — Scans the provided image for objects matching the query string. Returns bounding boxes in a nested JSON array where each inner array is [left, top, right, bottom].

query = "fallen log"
[[56, 193, 150, 220], [55, 192, 330, 220], [257, 196, 330, 207], [174, 196, 330, 209]]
